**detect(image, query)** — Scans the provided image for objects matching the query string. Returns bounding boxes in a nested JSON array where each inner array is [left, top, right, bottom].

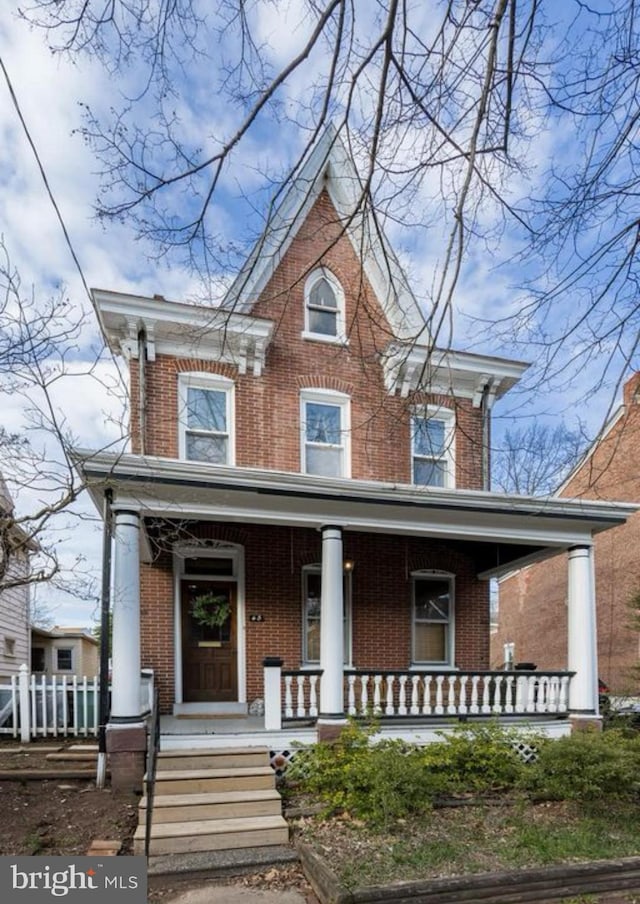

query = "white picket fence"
[[0, 664, 155, 741]]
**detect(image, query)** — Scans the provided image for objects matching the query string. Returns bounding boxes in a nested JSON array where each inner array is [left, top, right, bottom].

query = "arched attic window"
[[302, 268, 346, 343]]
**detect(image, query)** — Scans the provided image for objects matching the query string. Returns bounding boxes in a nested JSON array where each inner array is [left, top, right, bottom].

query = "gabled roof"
[[222, 124, 427, 342], [556, 372, 639, 496]]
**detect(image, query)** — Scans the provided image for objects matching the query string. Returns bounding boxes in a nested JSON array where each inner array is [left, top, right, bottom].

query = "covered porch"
[[78, 452, 634, 782]]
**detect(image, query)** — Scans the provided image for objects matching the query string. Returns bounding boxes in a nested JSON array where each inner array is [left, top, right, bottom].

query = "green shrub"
[[286, 721, 435, 828], [520, 729, 640, 800], [420, 722, 536, 796]]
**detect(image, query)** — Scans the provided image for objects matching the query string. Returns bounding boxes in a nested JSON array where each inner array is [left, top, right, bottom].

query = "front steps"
[[134, 747, 289, 857]]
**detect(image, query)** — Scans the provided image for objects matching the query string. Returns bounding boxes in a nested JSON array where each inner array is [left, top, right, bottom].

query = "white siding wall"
[[0, 549, 30, 679]]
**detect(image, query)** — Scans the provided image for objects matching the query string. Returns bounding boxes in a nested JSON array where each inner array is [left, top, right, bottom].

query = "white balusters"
[[492, 675, 503, 714], [296, 675, 306, 718], [422, 675, 433, 715], [559, 675, 570, 712], [470, 675, 480, 714], [373, 675, 383, 714], [348, 674, 357, 716], [272, 668, 575, 727], [284, 675, 294, 718], [504, 675, 514, 714], [447, 675, 457, 715], [481, 676, 491, 714], [309, 674, 319, 717], [385, 675, 395, 715], [410, 675, 420, 715], [458, 675, 468, 715], [398, 675, 408, 715], [360, 674, 369, 715], [435, 675, 445, 715]]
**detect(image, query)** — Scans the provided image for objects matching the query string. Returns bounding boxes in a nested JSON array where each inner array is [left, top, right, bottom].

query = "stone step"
[[151, 766, 275, 795], [140, 788, 282, 823], [133, 814, 289, 856], [156, 748, 269, 770]]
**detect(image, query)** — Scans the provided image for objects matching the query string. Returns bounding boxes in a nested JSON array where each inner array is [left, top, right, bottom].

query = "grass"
[[296, 799, 640, 890]]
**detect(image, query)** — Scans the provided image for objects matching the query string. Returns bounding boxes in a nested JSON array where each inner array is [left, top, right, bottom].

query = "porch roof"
[[77, 451, 635, 577]]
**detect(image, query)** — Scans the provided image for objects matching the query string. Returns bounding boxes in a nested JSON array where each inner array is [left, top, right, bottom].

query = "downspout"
[[96, 488, 113, 790], [137, 327, 147, 456], [481, 381, 495, 491]]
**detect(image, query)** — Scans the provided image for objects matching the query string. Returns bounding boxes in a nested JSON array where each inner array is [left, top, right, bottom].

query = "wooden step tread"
[[134, 814, 287, 841], [158, 746, 268, 758], [153, 766, 274, 781], [139, 788, 280, 809], [46, 753, 98, 761]]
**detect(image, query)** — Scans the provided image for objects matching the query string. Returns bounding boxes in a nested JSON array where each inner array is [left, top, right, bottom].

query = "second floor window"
[[411, 408, 455, 488], [301, 391, 350, 478], [303, 268, 345, 342], [179, 375, 234, 465]]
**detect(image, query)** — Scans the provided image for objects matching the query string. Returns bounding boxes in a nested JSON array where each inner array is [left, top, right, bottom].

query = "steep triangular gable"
[[223, 124, 427, 342]]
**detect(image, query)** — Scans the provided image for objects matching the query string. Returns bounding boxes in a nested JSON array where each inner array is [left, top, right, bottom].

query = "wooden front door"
[[181, 581, 238, 703]]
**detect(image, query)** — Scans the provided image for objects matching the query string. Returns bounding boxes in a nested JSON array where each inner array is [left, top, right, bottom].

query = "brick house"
[[492, 373, 640, 694], [75, 128, 633, 785]]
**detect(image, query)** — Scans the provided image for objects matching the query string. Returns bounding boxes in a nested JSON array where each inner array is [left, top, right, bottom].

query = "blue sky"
[[0, 1, 637, 627]]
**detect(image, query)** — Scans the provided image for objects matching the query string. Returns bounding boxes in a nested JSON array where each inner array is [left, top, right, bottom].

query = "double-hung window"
[[412, 572, 454, 666], [179, 374, 234, 465], [301, 390, 350, 478], [411, 407, 455, 488], [56, 648, 73, 671], [302, 565, 351, 664], [302, 268, 346, 342]]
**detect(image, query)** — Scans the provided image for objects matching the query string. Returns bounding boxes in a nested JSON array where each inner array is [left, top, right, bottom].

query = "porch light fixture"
[[343, 559, 355, 572]]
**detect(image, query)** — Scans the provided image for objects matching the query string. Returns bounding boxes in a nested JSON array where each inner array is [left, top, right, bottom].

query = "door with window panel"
[[181, 581, 237, 702]]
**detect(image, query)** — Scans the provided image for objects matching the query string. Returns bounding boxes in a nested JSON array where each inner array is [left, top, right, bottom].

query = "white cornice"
[[92, 289, 274, 376], [382, 343, 529, 402], [74, 450, 635, 551]]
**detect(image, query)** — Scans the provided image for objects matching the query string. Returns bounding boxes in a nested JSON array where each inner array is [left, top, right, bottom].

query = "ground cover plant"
[[286, 721, 640, 888]]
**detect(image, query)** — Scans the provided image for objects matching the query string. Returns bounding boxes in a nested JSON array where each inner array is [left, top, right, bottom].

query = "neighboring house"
[[75, 128, 633, 789], [31, 626, 99, 678], [493, 373, 640, 694], [0, 474, 33, 682]]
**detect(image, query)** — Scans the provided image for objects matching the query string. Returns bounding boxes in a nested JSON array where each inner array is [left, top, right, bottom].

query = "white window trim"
[[300, 388, 351, 479], [411, 569, 455, 667], [302, 267, 347, 344], [411, 405, 456, 489], [56, 647, 74, 672], [301, 563, 352, 667], [178, 372, 235, 466]]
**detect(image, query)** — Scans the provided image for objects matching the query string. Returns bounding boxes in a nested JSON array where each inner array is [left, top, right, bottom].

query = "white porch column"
[[110, 510, 142, 721], [319, 525, 346, 732], [567, 545, 599, 717]]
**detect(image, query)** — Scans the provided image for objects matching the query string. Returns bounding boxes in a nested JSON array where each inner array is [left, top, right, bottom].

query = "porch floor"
[[159, 714, 572, 751], [160, 715, 317, 751]]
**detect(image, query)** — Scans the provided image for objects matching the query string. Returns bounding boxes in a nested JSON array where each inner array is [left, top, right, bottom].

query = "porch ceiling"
[[76, 451, 635, 577]]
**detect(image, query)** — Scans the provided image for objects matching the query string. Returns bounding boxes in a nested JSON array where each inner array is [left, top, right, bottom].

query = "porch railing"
[[263, 660, 573, 730]]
